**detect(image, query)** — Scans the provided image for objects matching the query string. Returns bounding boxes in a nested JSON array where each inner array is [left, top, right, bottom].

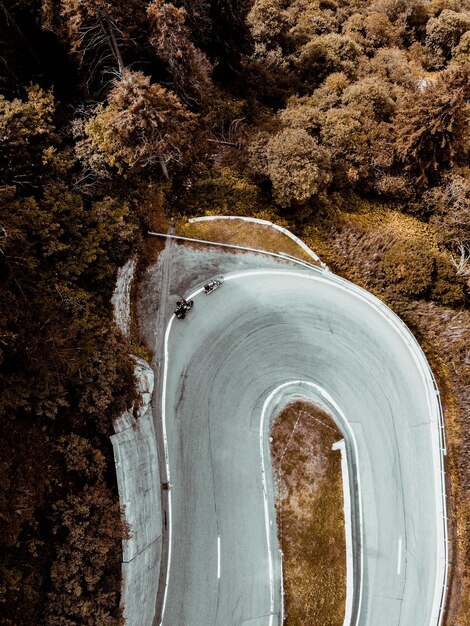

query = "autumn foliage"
[[85, 69, 196, 175], [1, 0, 470, 624]]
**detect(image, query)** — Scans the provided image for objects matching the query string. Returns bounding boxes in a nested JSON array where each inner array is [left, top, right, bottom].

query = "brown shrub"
[[393, 69, 469, 181], [320, 106, 373, 183], [431, 253, 467, 306], [312, 72, 351, 110], [286, 0, 338, 46], [426, 9, 470, 65], [343, 12, 402, 55], [265, 127, 332, 206], [381, 236, 434, 296], [298, 34, 362, 84], [278, 96, 323, 133], [427, 171, 470, 247], [341, 76, 396, 120], [247, 0, 286, 42], [366, 47, 420, 89]]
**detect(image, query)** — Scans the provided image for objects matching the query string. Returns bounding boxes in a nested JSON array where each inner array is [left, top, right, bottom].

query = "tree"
[[84, 70, 196, 177], [320, 106, 371, 183], [367, 48, 419, 88], [451, 30, 470, 64], [278, 96, 323, 134], [147, 0, 212, 102], [157, 0, 252, 77], [341, 77, 396, 121], [265, 128, 332, 207], [242, 0, 293, 102], [0, 84, 55, 187], [426, 10, 470, 65], [297, 34, 361, 85], [44, 482, 126, 625], [344, 12, 402, 56], [428, 171, 470, 247], [52, 0, 148, 82], [394, 69, 469, 181], [247, 0, 286, 43], [285, 0, 337, 47], [310, 73, 350, 111]]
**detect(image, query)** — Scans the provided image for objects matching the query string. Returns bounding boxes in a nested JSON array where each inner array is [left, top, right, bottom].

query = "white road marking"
[[260, 381, 363, 626], [159, 267, 447, 626], [217, 536, 221, 579], [159, 315, 175, 626], [397, 537, 403, 575], [221, 269, 447, 626], [259, 393, 275, 626]]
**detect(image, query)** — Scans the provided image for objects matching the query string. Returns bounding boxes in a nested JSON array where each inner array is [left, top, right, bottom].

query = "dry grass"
[[176, 217, 318, 263], [271, 401, 346, 625]]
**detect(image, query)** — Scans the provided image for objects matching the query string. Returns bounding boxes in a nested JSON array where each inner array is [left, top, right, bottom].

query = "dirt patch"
[[271, 401, 346, 626]]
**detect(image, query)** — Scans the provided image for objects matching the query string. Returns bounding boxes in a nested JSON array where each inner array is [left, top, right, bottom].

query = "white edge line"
[[260, 390, 276, 626], [260, 381, 362, 626], [158, 316, 174, 626], [279, 548, 284, 624], [159, 268, 447, 626]]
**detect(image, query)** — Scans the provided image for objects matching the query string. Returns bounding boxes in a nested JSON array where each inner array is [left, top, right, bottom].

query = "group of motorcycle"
[[174, 276, 224, 320]]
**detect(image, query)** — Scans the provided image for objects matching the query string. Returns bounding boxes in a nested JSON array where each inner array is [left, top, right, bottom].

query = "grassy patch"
[[271, 401, 346, 625], [176, 217, 318, 263]]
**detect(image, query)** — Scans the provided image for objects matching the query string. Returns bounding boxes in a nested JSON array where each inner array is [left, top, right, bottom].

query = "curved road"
[[159, 268, 447, 626]]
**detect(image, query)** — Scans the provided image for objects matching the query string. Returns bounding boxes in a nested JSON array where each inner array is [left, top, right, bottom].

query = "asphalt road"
[[160, 268, 446, 626]]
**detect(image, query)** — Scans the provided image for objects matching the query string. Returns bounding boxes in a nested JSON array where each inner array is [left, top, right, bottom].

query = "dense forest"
[[0, 0, 469, 624]]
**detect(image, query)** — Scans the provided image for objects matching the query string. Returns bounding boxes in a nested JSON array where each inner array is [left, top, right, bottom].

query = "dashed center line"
[[217, 536, 221, 580]]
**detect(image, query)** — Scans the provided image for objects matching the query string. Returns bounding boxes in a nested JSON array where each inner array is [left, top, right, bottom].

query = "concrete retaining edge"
[[332, 439, 354, 626], [111, 255, 137, 338], [111, 407, 162, 626], [111, 254, 163, 626]]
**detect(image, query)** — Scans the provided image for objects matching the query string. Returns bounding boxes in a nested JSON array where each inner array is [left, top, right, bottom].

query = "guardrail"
[[147, 231, 320, 270]]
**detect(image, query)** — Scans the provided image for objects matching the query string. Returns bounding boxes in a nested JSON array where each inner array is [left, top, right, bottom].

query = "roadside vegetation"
[[1, 0, 469, 623], [271, 401, 346, 625], [177, 218, 316, 262]]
